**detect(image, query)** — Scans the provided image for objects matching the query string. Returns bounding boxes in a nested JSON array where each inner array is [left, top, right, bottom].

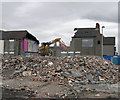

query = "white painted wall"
[[28, 39, 39, 52], [28, 39, 32, 52], [0, 40, 4, 54]]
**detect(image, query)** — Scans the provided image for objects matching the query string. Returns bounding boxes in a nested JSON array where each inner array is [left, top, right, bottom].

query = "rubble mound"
[[2, 56, 119, 85]]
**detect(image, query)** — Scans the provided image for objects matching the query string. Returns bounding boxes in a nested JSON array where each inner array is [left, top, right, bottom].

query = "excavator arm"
[[49, 38, 61, 44], [39, 38, 67, 56], [58, 40, 67, 50]]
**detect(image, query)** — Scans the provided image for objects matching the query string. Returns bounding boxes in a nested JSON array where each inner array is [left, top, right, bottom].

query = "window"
[[82, 39, 93, 47], [9, 40, 14, 51], [4, 52, 8, 56], [98, 41, 100, 44], [9, 52, 14, 55]]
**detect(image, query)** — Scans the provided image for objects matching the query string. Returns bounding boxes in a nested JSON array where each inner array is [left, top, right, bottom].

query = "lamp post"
[[102, 26, 105, 57]]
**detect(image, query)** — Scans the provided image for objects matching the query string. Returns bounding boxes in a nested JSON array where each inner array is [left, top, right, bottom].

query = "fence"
[[103, 55, 120, 65], [61, 51, 81, 57]]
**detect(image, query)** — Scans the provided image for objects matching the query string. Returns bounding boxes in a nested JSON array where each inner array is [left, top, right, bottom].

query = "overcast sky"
[[1, 2, 119, 52]]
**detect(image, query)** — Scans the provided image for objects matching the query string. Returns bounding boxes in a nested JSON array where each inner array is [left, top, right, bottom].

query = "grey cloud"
[[1, 2, 118, 48], [2, 2, 118, 30], [81, 3, 118, 23]]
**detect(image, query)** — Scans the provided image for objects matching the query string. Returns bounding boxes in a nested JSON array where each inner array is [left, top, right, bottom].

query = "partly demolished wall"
[[1, 30, 39, 56]]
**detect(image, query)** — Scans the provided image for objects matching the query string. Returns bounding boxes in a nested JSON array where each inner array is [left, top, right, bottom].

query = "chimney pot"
[[96, 23, 100, 29]]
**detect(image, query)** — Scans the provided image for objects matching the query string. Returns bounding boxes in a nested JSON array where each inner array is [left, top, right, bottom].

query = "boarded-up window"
[[82, 39, 93, 47], [23, 39, 28, 52], [9, 40, 14, 51]]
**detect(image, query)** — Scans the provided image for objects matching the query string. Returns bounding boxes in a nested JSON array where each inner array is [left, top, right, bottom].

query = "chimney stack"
[[96, 23, 100, 29]]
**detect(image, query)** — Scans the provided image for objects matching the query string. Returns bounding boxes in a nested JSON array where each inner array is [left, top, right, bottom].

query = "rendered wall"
[[70, 37, 102, 56], [0, 40, 4, 54], [103, 45, 115, 56]]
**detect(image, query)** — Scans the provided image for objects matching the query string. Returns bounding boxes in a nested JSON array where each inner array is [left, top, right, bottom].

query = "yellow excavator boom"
[[50, 38, 61, 44], [39, 37, 67, 56]]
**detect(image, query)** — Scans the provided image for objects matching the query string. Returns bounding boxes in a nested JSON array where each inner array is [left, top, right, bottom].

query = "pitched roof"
[[73, 28, 100, 38]]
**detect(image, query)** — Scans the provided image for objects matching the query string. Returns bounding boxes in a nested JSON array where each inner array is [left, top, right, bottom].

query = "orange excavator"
[[39, 38, 67, 56]]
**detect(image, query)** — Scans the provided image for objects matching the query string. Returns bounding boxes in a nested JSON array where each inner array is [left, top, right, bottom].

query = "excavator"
[[39, 38, 67, 56]]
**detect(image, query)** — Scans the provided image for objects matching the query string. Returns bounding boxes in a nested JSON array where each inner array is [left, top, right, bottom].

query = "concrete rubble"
[[1, 55, 119, 98]]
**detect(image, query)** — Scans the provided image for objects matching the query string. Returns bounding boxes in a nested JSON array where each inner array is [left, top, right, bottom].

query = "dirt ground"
[[1, 76, 119, 99]]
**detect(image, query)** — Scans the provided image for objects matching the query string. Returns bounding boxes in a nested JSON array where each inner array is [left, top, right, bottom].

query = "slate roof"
[[0, 30, 39, 44], [73, 28, 100, 38], [72, 28, 115, 45]]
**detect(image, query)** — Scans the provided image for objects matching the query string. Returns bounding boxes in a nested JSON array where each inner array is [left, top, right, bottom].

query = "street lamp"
[[102, 26, 105, 57]]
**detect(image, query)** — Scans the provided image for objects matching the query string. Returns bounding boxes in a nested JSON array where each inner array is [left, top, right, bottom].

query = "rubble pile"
[[2, 56, 119, 86]]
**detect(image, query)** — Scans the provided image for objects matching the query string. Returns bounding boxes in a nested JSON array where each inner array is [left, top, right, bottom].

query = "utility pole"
[[102, 26, 105, 57]]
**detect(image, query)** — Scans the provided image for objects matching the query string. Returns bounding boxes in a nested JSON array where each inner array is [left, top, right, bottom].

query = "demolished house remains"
[[0, 30, 39, 56]]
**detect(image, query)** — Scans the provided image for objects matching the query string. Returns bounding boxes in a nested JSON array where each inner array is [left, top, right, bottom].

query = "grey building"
[[69, 23, 116, 56], [0, 30, 39, 56], [69, 23, 102, 56], [103, 37, 116, 56]]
